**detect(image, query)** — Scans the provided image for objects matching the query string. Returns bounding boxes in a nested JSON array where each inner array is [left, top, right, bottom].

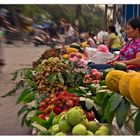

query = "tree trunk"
[[113, 5, 116, 25], [104, 4, 108, 29]]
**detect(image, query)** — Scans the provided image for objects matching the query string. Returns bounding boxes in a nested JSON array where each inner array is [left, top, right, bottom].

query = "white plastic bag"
[[85, 48, 114, 64]]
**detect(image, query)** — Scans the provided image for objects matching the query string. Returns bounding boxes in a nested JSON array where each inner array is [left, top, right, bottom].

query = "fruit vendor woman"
[[108, 18, 140, 71]]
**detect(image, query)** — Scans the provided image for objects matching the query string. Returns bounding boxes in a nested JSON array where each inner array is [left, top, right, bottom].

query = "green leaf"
[[24, 70, 33, 80], [99, 80, 106, 86], [78, 87, 87, 93], [26, 79, 37, 89], [18, 105, 28, 117], [16, 88, 33, 104], [19, 80, 25, 88], [57, 72, 64, 83], [63, 70, 74, 82], [68, 88, 78, 93], [101, 94, 110, 112], [47, 111, 55, 127], [22, 92, 35, 104], [134, 111, 140, 133], [20, 70, 23, 78], [103, 93, 122, 123], [11, 70, 19, 81], [36, 111, 43, 115], [109, 93, 122, 112], [74, 71, 84, 85], [21, 112, 28, 127], [116, 98, 130, 129], [50, 75, 57, 86], [100, 93, 109, 106], [16, 80, 25, 89], [1, 80, 25, 97], [36, 64, 42, 72], [1, 89, 16, 97], [95, 92, 107, 105], [68, 87, 86, 96], [31, 116, 49, 128], [32, 122, 47, 132], [25, 119, 32, 126], [46, 73, 57, 86], [46, 73, 56, 81], [39, 130, 52, 135]]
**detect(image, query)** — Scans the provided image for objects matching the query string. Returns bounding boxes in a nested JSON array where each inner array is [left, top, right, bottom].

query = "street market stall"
[[2, 43, 140, 135]]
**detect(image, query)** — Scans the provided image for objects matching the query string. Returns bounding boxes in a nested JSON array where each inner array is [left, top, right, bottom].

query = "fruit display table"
[[2, 46, 140, 135]]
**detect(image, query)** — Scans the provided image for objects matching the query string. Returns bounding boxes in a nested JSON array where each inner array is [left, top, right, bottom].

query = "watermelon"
[[113, 62, 127, 72]]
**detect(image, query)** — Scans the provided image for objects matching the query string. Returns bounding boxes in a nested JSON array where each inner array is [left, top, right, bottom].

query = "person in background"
[[85, 32, 96, 48], [60, 18, 67, 35], [108, 18, 140, 71], [89, 32, 97, 45], [108, 25, 121, 52], [65, 23, 77, 45], [102, 29, 109, 46]]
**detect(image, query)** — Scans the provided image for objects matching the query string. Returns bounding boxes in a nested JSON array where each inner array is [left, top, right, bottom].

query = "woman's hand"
[[112, 61, 120, 66], [107, 60, 115, 66]]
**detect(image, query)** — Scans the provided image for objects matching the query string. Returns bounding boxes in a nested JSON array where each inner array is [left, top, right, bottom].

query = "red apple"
[[86, 111, 95, 121]]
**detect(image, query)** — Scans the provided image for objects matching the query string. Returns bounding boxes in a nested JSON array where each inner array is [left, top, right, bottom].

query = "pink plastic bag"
[[97, 44, 109, 53]]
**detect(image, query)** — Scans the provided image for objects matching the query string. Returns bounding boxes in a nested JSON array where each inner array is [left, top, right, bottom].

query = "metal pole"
[[113, 5, 116, 25], [137, 5, 139, 17], [104, 4, 108, 29], [133, 5, 135, 18], [125, 5, 127, 25]]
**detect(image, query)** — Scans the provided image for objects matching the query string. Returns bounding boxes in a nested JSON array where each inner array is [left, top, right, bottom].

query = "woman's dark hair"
[[108, 25, 118, 35], [128, 18, 140, 32]]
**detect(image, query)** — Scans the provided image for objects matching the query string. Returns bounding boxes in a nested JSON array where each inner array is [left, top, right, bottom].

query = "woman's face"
[[108, 29, 111, 34], [126, 24, 139, 38]]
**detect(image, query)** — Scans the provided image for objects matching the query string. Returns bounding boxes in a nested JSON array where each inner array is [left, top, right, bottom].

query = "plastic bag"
[[85, 47, 114, 64]]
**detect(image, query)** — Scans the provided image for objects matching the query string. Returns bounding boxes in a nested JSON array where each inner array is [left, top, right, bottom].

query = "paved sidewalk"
[[0, 43, 47, 135]]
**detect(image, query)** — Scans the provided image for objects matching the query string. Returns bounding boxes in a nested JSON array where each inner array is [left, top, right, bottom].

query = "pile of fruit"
[[32, 48, 61, 68], [38, 91, 79, 118], [105, 69, 140, 108], [38, 107, 110, 135], [33, 57, 69, 94], [61, 43, 87, 68], [83, 69, 102, 84], [62, 51, 87, 68]]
